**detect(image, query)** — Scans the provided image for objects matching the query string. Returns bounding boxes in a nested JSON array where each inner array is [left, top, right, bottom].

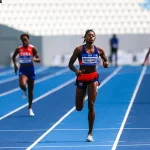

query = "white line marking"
[[0, 147, 27, 149], [0, 66, 5, 69], [0, 66, 50, 84], [0, 128, 119, 132], [53, 128, 150, 130], [0, 70, 13, 76], [109, 141, 125, 143], [0, 68, 69, 97], [34, 145, 112, 148], [118, 143, 150, 146], [0, 66, 48, 78], [32, 143, 150, 148], [131, 142, 150, 143], [1, 127, 150, 132], [35, 68, 69, 83], [0, 76, 18, 84], [26, 67, 122, 150], [0, 129, 47, 132], [53, 128, 118, 131], [98, 67, 122, 89], [0, 77, 76, 120], [124, 128, 150, 130], [53, 127, 150, 130], [34, 66, 50, 73], [0, 145, 113, 149], [1, 143, 150, 149], [112, 66, 147, 150]]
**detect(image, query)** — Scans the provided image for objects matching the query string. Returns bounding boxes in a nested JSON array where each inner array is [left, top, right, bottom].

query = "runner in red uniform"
[[12, 33, 41, 116]]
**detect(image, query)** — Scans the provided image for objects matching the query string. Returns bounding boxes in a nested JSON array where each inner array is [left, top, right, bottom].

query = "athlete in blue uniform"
[[109, 34, 119, 66], [68, 29, 109, 142], [12, 33, 41, 116]]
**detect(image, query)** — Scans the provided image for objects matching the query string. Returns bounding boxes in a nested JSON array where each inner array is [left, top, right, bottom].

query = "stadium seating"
[[0, 0, 149, 35]]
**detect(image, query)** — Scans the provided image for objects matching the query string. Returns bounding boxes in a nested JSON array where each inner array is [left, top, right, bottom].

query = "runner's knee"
[[76, 99, 84, 111], [20, 84, 26, 89], [88, 101, 94, 111]]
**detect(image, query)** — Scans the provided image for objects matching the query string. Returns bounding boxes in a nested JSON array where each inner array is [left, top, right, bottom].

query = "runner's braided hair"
[[82, 29, 95, 43]]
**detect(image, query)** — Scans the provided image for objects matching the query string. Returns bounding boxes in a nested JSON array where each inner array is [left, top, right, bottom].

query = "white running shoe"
[[86, 134, 94, 142], [96, 86, 99, 92], [29, 108, 34, 116], [22, 91, 27, 99]]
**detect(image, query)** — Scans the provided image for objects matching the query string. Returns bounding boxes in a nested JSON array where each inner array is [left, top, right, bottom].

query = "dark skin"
[[68, 31, 109, 135], [12, 35, 40, 109], [142, 48, 150, 66]]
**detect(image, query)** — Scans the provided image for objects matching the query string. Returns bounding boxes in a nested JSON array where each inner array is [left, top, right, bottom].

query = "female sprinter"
[[12, 33, 41, 116], [68, 29, 109, 142]]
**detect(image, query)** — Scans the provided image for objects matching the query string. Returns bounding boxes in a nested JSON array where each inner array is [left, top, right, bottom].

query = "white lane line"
[[0, 66, 50, 84], [0, 77, 76, 120], [0, 145, 113, 149], [98, 67, 122, 89], [1, 127, 150, 132], [0, 129, 47, 132], [33, 145, 112, 148], [118, 143, 150, 146], [0, 68, 69, 97], [1, 143, 150, 149], [0, 147, 27, 149], [0, 76, 19, 84], [26, 67, 122, 150], [112, 66, 147, 150], [0, 66, 5, 69], [32, 143, 150, 148], [35, 68, 69, 83], [0, 128, 119, 132], [0, 66, 49, 78], [0, 70, 13, 76]]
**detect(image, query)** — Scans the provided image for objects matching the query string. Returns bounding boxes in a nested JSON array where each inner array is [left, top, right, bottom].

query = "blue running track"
[[0, 66, 149, 150]]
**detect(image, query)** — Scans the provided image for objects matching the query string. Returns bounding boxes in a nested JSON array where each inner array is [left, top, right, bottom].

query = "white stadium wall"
[[42, 34, 150, 66]]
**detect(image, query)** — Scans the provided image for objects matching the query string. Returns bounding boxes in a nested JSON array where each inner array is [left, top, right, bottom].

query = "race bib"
[[19, 56, 32, 63], [82, 54, 98, 66]]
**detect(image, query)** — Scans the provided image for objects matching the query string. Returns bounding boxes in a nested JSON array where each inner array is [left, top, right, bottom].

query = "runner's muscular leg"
[[76, 87, 87, 111], [27, 80, 34, 109], [87, 81, 98, 135], [19, 74, 28, 91]]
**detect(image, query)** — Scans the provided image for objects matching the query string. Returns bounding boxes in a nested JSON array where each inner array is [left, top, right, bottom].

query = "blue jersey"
[[78, 45, 99, 66]]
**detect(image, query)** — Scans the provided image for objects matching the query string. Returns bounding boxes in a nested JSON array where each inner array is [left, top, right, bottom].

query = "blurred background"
[[0, 0, 150, 67]]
